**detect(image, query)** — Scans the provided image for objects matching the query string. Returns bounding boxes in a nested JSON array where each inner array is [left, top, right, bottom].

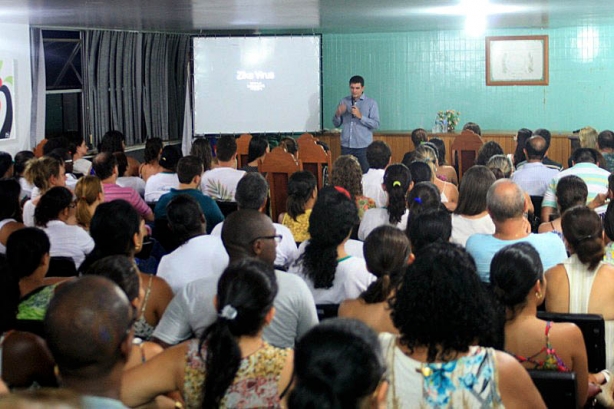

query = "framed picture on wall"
[[486, 35, 549, 86]]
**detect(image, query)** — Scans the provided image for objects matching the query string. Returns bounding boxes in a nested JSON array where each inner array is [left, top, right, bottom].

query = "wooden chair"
[[235, 133, 252, 169], [528, 370, 577, 409], [258, 147, 302, 222], [297, 134, 332, 190], [450, 129, 484, 180], [537, 311, 606, 373]]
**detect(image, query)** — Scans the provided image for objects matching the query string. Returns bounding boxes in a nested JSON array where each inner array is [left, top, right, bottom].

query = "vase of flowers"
[[437, 110, 460, 132]]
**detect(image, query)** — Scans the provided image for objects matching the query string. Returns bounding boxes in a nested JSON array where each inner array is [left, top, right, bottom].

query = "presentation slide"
[[192, 36, 321, 134]]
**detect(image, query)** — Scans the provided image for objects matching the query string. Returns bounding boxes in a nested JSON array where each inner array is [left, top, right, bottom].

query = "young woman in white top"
[[291, 186, 375, 304], [22, 156, 67, 227]]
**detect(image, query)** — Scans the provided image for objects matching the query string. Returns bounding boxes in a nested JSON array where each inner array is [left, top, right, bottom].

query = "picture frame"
[[486, 35, 549, 86]]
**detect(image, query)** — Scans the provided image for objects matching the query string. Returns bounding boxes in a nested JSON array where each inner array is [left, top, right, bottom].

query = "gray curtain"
[[85, 30, 189, 148], [29, 28, 46, 149]]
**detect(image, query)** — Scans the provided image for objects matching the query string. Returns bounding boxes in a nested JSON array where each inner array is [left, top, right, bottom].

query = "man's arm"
[[360, 99, 380, 130], [540, 178, 558, 222], [332, 99, 347, 128], [150, 289, 194, 347]]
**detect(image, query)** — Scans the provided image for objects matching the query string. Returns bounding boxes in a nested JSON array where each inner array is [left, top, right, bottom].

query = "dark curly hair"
[[476, 141, 504, 166], [383, 163, 411, 224], [390, 242, 495, 362], [330, 155, 363, 198], [300, 186, 359, 289]]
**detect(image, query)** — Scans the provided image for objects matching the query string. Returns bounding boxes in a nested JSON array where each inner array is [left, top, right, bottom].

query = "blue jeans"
[[341, 146, 369, 174]]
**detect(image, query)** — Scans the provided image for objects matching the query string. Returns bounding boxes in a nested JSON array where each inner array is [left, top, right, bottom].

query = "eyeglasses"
[[251, 234, 283, 244]]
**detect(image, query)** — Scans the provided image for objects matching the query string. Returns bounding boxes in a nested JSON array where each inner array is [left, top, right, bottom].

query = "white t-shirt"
[[23, 200, 36, 227], [73, 158, 92, 176], [450, 214, 496, 247], [362, 168, 387, 208], [297, 239, 364, 260], [144, 172, 179, 202], [290, 256, 375, 304], [117, 176, 146, 197], [211, 221, 299, 269], [42, 220, 95, 268], [157, 235, 229, 294], [200, 167, 246, 202], [152, 269, 318, 349], [358, 208, 409, 241]]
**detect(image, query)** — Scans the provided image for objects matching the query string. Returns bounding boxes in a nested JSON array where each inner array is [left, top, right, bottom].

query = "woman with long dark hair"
[[122, 258, 293, 408], [139, 137, 163, 181]]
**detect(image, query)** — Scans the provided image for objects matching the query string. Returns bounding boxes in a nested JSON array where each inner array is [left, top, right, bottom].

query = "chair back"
[[216, 200, 239, 218], [528, 195, 544, 232], [315, 304, 339, 321], [537, 311, 606, 373], [258, 147, 302, 222], [528, 370, 577, 409], [47, 256, 78, 278], [450, 130, 484, 180], [236, 133, 252, 169], [297, 134, 331, 190]]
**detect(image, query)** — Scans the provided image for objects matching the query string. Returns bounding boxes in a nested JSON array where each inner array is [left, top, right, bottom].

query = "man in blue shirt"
[[333, 75, 380, 173]]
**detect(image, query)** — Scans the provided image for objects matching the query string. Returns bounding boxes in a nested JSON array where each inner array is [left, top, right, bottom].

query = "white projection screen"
[[192, 36, 322, 134]]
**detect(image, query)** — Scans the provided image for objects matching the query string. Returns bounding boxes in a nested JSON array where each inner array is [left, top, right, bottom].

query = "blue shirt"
[[511, 161, 559, 197], [333, 94, 380, 149], [466, 232, 567, 282], [154, 188, 224, 234]]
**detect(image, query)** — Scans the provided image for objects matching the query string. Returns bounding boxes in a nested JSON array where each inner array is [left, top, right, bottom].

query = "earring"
[[535, 292, 543, 299]]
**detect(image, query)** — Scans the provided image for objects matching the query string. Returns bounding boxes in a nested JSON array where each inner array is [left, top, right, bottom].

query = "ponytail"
[[383, 164, 411, 224], [562, 206, 604, 271]]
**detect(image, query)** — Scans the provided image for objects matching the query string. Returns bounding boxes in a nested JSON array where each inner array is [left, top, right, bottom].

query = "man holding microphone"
[[333, 75, 380, 173]]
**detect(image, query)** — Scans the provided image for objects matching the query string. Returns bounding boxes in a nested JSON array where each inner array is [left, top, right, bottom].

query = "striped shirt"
[[542, 162, 610, 210], [102, 183, 153, 219]]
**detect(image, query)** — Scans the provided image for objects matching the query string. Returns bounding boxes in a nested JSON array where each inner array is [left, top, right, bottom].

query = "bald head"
[[44, 275, 132, 380], [525, 135, 547, 160], [487, 179, 525, 223], [222, 209, 276, 263]]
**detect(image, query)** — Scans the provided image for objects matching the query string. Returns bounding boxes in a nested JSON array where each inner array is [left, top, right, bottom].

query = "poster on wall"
[[0, 59, 14, 139], [486, 35, 549, 86]]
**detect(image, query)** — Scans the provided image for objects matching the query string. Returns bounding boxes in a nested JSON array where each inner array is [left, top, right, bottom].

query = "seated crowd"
[[4, 124, 614, 408]]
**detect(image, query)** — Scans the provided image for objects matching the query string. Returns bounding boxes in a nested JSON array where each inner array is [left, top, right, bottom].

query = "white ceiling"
[[6, 0, 614, 33]]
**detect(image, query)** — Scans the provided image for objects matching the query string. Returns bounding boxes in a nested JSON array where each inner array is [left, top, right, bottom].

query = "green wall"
[[322, 25, 614, 132]]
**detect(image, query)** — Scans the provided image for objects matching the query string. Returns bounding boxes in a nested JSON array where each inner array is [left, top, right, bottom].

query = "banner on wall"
[[0, 59, 14, 140]]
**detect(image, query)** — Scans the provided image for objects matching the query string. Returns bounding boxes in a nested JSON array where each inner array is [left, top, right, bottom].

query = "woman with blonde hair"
[[580, 126, 599, 150], [330, 155, 376, 219], [74, 176, 104, 231], [23, 157, 67, 227], [414, 144, 458, 211]]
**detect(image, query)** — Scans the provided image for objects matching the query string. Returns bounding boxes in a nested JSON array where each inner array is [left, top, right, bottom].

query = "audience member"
[[23, 156, 67, 226], [13, 150, 35, 200], [122, 259, 293, 408], [466, 179, 567, 281], [189, 137, 214, 172], [604, 198, 614, 265], [542, 147, 610, 222], [241, 135, 269, 172], [67, 133, 91, 176], [92, 152, 154, 222], [517, 128, 563, 170], [114, 152, 145, 196], [406, 160, 432, 184], [361, 140, 390, 208], [0, 179, 24, 253], [144, 145, 181, 202], [512, 128, 533, 167], [139, 137, 163, 181], [80, 200, 173, 340], [200, 135, 246, 201], [410, 128, 428, 149], [152, 209, 317, 349], [331, 154, 376, 219], [291, 186, 375, 303], [545, 206, 614, 370], [511, 135, 560, 197], [405, 181, 442, 235], [359, 163, 412, 240], [490, 242, 589, 406], [35, 186, 94, 269], [451, 166, 496, 246], [598, 130, 614, 173], [46, 147, 78, 190], [98, 129, 140, 176], [0, 388, 82, 408], [157, 195, 228, 293], [210, 173, 299, 270], [538, 175, 587, 236], [288, 318, 387, 409], [407, 206, 451, 252], [487, 154, 513, 179], [429, 137, 458, 185], [0, 152, 13, 179], [281, 170, 317, 243], [475, 140, 504, 166], [154, 155, 223, 234], [413, 144, 458, 211], [44, 275, 134, 407], [74, 175, 104, 231], [381, 242, 544, 407], [462, 121, 482, 135], [339, 225, 412, 333], [279, 137, 298, 157]]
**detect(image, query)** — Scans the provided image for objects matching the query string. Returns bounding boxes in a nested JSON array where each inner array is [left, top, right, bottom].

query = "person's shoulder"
[[465, 233, 493, 246]]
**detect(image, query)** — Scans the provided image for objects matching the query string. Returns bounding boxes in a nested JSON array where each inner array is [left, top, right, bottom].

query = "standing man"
[[333, 75, 380, 173]]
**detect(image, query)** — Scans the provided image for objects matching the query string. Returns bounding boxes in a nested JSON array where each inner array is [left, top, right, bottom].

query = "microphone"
[[351, 97, 356, 118]]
